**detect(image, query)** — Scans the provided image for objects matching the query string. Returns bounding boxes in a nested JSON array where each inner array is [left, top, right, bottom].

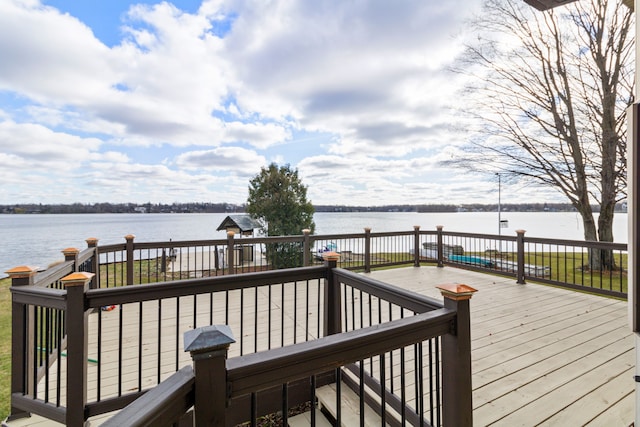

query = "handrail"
[[77, 247, 95, 265], [101, 366, 195, 427], [95, 243, 125, 253], [10, 286, 66, 309], [85, 264, 327, 307], [33, 260, 74, 288], [438, 230, 518, 241], [524, 235, 627, 249], [226, 308, 454, 398], [369, 230, 415, 237], [334, 268, 443, 313]]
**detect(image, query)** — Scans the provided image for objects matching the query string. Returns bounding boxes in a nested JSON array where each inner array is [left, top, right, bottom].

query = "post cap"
[[62, 247, 79, 257], [436, 225, 444, 230], [436, 283, 478, 301], [227, 230, 235, 238], [86, 237, 99, 246], [184, 325, 235, 353], [413, 225, 420, 230], [125, 234, 135, 241], [61, 272, 95, 287], [5, 265, 39, 278], [302, 228, 311, 235], [516, 229, 526, 234], [322, 251, 340, 262]]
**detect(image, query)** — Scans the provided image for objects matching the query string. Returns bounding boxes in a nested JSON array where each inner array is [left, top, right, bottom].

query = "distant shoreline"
[[0, 202, 626, 214]]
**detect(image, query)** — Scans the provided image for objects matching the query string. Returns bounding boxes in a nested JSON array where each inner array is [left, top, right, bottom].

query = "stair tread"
[[288, 408, 333, 427], [316, 383, 384, 427]]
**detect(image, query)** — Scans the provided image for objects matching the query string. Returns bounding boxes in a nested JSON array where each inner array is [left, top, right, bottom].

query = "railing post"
[[413, 225, 421, 267], [364, 227, 372, 273], [184, 325, 236, 427], [436, 225, 444, 268], [227, 231, 236, 274], [5, 266, 38, 422], [63, 247, 80, 271], [125, 234, 135, 286], [516, 229, 526, 284], [62, 272, 94, 427], [85, 238, 100, 289], [437, 283, 477, 427], [303, 229, 311, 266], [161, 248, 167, 273], [323, 252, 342, 336]]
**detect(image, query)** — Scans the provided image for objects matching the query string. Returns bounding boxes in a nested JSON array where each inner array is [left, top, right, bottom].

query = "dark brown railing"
[[436, 229, 627, 298], [7, 254, 473, 426], [103, 260, 474, 427], [86, 227, 628, 297], [6, 226, 626, 426]]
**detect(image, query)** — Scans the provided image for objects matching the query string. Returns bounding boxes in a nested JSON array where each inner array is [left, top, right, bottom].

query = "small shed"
[[216, 214, 262, 237]]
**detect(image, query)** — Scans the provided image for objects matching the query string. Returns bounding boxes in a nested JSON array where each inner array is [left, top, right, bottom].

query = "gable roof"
[[216, 215, 262, 232]]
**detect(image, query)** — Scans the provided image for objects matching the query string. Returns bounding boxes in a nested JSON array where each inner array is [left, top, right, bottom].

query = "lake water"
[[0, 211, 629, 278]]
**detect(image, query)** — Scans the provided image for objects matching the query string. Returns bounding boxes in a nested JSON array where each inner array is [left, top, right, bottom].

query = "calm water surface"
[[0, 211, 628, 278]]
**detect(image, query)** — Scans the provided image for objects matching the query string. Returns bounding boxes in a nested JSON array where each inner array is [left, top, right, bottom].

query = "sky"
[[0, 0, 563, 206]]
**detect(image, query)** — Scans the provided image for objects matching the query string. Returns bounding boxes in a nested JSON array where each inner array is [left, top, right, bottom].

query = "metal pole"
[[497, 173, 502, 253], [630, 99, 640, 427], [633, 1, 639, 424], [497, 173, 501, 238]]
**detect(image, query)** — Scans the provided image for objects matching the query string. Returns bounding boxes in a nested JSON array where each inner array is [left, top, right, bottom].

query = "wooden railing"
[[103, 259, 475, 427], [5, 226, 627, 426], [6, 254, 475, 426], [86, 227, 628, 297]]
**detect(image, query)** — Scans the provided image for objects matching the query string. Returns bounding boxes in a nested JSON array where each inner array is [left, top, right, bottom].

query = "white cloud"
[[0, 120, 101, 165], [223, 121, 291, 149], [0, 1, 115, 103], [0, 0, 556, 206], [175, 146, 266, 174]]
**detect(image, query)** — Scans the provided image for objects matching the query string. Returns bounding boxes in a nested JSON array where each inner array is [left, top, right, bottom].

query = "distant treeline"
[[1, 202, 245, 214], [1, 201, 627, 214], [316, 202, 625, 213]]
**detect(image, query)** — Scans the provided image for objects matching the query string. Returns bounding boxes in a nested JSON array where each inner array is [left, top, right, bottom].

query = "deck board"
[[367, 267, 633, 426], [4, 266, 634, 426]]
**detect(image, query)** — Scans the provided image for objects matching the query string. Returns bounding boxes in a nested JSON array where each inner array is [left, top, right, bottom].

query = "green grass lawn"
[[0, 277, 11, 420]]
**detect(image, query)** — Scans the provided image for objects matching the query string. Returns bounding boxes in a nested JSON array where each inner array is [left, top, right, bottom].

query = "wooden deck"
[[5, 266, 634, 426], [367, 267, 634, 426]]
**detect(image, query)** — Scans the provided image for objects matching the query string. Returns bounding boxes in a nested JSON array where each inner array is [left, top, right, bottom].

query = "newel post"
[[516, 229, 526, 284], [62, 247, 79, 271], [227, 231, 236, 274], [413, 225, 421, 267], [436, 226, 444, 268], [85, 238, 100, 289], [184, 325, 236, 427], [364, 227, 372, 273], [323, 252, 342, 336], [62, 272, 94, 427], [437, 283, 477, 427], [302, 229, 311, 266], [125, 234, 135, 286], [6, 266, 38, 422]]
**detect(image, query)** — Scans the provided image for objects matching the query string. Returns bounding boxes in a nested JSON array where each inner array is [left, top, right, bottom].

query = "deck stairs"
[[288, 369, 397, 427]]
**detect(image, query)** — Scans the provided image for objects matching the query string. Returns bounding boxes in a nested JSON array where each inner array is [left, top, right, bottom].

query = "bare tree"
[[452, 0, 633, 269]]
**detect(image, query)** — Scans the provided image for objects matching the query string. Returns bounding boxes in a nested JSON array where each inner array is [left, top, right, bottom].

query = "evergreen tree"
[[247, 163, 315, 268]]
